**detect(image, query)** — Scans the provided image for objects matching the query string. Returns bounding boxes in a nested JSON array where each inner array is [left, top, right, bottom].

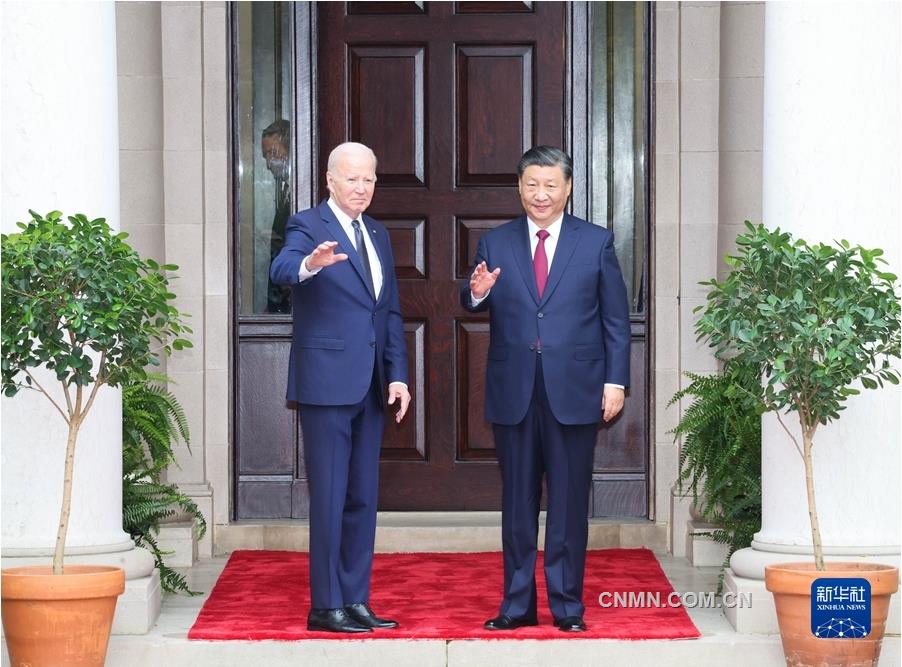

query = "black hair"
[[516, 145, 573, 180], [262, 119, 290, 149]]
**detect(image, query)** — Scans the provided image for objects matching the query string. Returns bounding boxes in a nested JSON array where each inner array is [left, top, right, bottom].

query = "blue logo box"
[[811, 577, 871, 638]]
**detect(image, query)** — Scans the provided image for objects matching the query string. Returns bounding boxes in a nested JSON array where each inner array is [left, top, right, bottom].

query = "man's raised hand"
[[305, 240, 349, 270], [470, 261, 501, 299]]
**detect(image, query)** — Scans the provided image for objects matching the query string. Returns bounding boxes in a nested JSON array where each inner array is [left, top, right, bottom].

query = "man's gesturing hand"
[[387, 382, 411, 424], [469, 261, 501, 299], [305, 240, 349, 270]]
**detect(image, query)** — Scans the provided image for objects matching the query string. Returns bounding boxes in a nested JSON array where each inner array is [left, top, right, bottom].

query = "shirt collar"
[[327, 197, 358, 226], [526, 214, 564, 239]]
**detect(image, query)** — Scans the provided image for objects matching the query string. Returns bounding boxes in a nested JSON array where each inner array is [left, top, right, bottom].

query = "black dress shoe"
[[555, 616, 587, 632], [345, 602, 399, 629], [484, 614, 539, 630], [307, 608, 372, 633]]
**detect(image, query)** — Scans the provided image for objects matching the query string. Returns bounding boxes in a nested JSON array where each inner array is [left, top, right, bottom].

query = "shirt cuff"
[[604, 383, 625, 390], [298, 254, 323, 282], [388, 381, 408, 390], [470, 289, 490, 306]]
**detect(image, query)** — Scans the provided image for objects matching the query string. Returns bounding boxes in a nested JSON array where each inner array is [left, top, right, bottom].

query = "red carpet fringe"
[[188, 548, 701, 640]]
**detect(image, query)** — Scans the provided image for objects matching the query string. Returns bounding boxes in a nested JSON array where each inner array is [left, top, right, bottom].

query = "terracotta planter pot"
[[765, 562, 899, 667], [1, 565, 125, 667]]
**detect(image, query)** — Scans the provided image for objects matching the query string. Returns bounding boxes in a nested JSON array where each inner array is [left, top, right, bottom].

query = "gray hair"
[[516, 145, 573, 181], [327, 142, 378, 172]]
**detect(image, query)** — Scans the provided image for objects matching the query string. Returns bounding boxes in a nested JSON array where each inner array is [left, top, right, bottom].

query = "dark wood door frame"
[[229, 1, 654, 519]]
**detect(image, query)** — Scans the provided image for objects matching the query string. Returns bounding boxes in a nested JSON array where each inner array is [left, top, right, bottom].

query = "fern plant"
[[122, 372, 206, 595], [668, 357, 763, 587]]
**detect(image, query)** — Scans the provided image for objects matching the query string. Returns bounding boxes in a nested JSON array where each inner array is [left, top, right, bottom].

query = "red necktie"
[[534, 229, 550, 298]]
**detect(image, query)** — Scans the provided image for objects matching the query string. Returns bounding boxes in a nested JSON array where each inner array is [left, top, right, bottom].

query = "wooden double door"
[[235, 1, 649, 518]]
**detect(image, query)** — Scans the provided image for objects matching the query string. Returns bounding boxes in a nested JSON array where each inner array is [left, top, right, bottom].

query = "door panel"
[[232, 1, 651, 518], [318, 0, 564, 509]]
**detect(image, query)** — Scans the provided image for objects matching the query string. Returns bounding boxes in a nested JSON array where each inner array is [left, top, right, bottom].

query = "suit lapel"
[[317, 200, 375, 301], [510, 217, 540, 305], [539, 215, 580, 307]]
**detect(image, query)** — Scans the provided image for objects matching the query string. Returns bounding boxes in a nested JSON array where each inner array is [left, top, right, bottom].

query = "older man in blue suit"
[[461, 146, 631, 633], [271, 142, 410, 633]]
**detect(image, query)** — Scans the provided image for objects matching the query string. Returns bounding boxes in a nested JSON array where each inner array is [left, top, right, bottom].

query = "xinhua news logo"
[[810, 578, 871, 638], [598, 591, 753, 609]]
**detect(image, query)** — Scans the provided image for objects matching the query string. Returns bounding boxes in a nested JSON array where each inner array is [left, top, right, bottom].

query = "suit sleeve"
[[270, 213, 315, 286], [381, 232, 410, 386], [600, 233, 632, 387], [460, 234, 491, 312]]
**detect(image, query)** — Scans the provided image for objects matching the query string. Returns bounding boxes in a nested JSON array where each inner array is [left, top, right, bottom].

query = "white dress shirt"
[[470, 214, 623, 390], [298, 198, 384, 299]]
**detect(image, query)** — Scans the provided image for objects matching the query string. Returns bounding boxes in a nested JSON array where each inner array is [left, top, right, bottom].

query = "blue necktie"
[[352, 219, 376, 298]]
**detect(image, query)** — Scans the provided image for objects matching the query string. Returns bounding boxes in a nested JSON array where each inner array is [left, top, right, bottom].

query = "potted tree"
[[695, 222, 900, 667], [1, 211, 191, 666]]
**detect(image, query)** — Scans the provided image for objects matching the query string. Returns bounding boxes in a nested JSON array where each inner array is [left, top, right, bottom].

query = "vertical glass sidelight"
[[235, 2, 293, 315], [590, 2, 649, 314]]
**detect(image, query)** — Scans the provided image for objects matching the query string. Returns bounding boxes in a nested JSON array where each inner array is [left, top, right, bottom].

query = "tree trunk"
[[53, 417, 81, 574], [801, 423, 824, 570]]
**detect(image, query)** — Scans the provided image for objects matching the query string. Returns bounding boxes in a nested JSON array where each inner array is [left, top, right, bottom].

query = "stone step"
[[214, 513, 668, 555], [99, 635, 900, 667], [5, 553, 899, 667]]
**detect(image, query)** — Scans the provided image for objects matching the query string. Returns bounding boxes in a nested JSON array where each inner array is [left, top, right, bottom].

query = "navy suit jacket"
[[461, 214, 631, 426], [270, 200, 409, 405]]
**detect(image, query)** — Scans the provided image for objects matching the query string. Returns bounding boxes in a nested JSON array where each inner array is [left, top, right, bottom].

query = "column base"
[[112, 569, 162, 635], [157, 520, 199, 568], [723, 567, 777, 633], [725, 547, 901, 634], [669, 485, 693, 557], [686, 520, 730, 567], [177, 482, 213, 558], [1, 542, 155, 580]]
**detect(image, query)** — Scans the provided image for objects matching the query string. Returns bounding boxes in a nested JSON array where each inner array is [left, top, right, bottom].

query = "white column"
[[1, 1, 158, 633], [725, 1, 901, 633]]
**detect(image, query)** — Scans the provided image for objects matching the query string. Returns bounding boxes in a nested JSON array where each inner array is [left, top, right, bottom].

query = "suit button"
[[529, 344, 536, 351], [537, 312, 544, 319], [369, 341, 375, 347]]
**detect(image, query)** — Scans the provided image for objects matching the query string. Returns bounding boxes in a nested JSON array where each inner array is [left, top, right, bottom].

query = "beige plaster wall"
[[653, 1, 764, 555], [117, 1, 229, 557]]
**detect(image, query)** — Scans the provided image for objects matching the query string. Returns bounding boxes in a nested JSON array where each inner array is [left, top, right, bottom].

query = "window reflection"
[[261, 120, 292, 313], [591, 2, 649, 314], [236, 2, 293, 315]]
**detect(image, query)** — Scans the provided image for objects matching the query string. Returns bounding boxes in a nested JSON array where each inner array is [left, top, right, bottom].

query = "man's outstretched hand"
[[305, 240, 349, 270]]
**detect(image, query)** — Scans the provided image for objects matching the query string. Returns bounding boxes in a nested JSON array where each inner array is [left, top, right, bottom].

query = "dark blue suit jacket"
[[270, 200, 409, 405], [461, 214, 631, 426]]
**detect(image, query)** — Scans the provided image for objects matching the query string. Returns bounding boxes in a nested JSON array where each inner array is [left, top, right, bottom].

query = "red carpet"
[[188, 549, 700, 640]]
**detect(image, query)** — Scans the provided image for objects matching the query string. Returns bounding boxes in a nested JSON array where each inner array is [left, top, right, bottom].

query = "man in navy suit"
[[271, 142, 410, 633], [461, 146, 631, 632]]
